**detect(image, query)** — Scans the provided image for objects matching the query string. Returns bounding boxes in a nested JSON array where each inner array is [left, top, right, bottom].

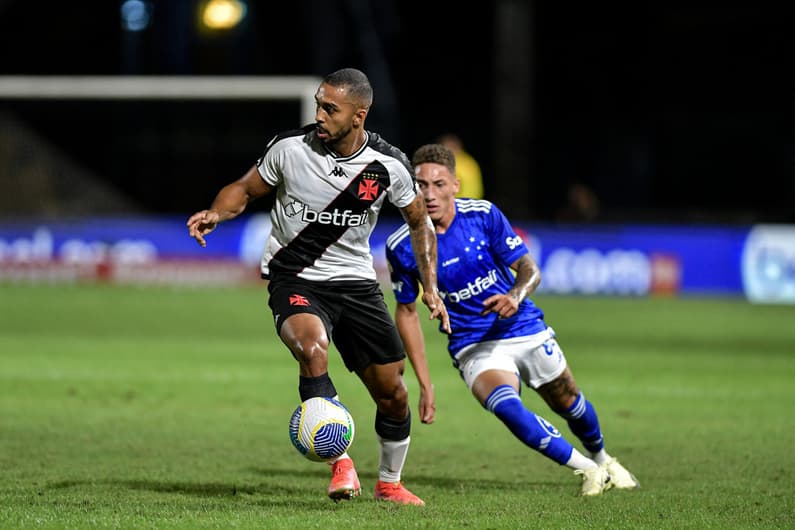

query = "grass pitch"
[[1, 283, 794, 529]]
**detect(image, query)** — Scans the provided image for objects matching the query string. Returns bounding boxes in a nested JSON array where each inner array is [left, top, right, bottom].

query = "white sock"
[[378, 435, 410, 483], [565, 448, 598, 471], [328, 453, 351, 465], [589, 449, 611, 466]]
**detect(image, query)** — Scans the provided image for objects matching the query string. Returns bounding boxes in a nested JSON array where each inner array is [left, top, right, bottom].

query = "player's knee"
[[280, 317, 329, 362], [374, 380, 408, 418], [285, 336, 329, 367]]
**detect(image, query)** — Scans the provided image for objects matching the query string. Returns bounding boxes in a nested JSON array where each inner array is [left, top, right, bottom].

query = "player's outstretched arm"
[[187, 165, 273, 247], [399, 195, 451, 333], [481, 254, 541, 318], [395, 301, 436, 424]]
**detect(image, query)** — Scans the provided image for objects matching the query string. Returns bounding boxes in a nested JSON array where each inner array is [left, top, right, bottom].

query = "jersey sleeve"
[[255, 135, 284, 187], [385, 237, 421, 304], [487, 202, 529, 266], [386, 161, 417, 209]]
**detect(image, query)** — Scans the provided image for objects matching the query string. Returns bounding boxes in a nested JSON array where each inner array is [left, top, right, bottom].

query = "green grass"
[[1, 283, 794, 529]]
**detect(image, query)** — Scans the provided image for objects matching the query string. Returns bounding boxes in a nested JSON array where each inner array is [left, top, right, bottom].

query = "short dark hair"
[[323, 68, 373, 108], [412, 144, 456, 173]]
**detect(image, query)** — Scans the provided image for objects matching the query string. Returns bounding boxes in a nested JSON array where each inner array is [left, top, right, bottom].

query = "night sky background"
[[0, 1, 792, 223]]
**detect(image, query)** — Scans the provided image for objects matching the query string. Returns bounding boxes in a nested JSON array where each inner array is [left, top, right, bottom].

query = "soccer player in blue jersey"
[[386, 144, 639, 496], [188, 70, 449, 506]]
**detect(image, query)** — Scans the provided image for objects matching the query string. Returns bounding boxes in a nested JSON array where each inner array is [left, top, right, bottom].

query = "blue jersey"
[[386, 199, 547, 357]]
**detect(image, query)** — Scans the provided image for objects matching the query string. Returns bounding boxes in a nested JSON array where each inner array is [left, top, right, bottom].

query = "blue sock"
[[485, 385, 573, 465], [561, 392, 604, 454]]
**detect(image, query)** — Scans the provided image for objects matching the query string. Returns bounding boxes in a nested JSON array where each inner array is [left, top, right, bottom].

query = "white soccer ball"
[[289, 397, 355, 462]]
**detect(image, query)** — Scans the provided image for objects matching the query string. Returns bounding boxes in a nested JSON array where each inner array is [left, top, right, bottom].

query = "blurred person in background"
[[187, 68, 450, 506], [386, 144, 640, 496], [556, 180, 601, 222], [438, 133, 484, 199]]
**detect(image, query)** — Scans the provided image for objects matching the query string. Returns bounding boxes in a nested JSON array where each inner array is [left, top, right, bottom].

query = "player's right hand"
[[186, 210, 220, 248], [418, 384, 436, 424], [421, 289, 451, 334]]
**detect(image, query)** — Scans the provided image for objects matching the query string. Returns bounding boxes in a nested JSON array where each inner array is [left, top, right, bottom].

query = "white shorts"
[[454, 327, 567, 391]]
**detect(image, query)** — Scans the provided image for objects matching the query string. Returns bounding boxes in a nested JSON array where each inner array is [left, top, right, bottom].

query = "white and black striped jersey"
[[256, 124, 417, 282]]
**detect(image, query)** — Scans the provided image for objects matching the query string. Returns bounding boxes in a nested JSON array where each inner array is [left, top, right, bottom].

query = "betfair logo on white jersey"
[[283, 200, 368, 227], [441, 269, 498, 303]]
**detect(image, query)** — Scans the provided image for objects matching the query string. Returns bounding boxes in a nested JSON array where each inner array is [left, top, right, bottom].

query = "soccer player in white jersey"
[[385, 144, 639, 496], [187, 69, 450, 506]]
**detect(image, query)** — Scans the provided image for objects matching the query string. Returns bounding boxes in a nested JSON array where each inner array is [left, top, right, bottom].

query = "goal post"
[[0, 75, 322, 125]]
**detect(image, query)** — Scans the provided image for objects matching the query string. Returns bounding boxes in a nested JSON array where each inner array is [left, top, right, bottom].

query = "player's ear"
[[353, 107, 368, 127]]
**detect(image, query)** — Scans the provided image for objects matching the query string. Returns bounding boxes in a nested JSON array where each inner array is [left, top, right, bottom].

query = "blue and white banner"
[[1, 215, 793, 303], [741, 225, 795, 304]]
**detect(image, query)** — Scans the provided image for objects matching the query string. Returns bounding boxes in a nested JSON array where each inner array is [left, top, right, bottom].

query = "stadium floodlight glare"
[[120, 0, 152, 32], [200, 0, 247, 30], [0, 75, 321, 125]]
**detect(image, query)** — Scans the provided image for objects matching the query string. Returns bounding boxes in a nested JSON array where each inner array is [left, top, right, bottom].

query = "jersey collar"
[[322, 131, 370, 161]]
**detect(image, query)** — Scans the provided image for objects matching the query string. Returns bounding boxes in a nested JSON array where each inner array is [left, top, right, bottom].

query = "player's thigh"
[[534, 366, 580, 411], [332, 289, 404, 373], [457, 347, 521, 400], [512, 335, 568, 389], [267, 278, 332, 365]]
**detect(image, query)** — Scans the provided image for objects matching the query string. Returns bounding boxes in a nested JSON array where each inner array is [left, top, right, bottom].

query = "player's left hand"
[[481, 293, 520, 319], [421, 290, 451, 334], [418, 385, 436, 424]]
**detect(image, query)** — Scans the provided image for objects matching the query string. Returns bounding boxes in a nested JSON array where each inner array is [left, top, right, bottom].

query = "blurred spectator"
[[557, 181, 600, 222], [438, 133, 484, 199]]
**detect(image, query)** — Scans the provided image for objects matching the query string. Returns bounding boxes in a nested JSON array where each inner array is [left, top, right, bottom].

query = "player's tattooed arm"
[[481, 254, 541, 318], [400, 195, 451, 333], [508, 254, 541, 301]]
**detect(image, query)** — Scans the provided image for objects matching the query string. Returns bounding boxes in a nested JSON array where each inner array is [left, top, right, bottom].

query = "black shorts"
[[267, 274, 405, 372]]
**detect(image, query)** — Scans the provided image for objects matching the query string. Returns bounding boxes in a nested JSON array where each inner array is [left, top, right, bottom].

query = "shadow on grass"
[[249, 466, 564, 492], [44, 465, 565, 503], [46, 478, 304, 499]]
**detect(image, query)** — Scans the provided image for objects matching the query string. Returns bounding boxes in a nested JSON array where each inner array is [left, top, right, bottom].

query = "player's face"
[[415, 162, 459, 229], [314, 83, 361, 145]]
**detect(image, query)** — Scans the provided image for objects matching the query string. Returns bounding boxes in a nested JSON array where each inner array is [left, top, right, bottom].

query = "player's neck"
[[434, 209, 456, 234], [333, 130, 366, 157]]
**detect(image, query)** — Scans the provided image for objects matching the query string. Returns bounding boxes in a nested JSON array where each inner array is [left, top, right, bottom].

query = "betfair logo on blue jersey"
[[441, 269, 498, 303]]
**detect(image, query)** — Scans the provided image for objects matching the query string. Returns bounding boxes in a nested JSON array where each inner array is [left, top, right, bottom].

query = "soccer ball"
[[289, 397, 355, 462]]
